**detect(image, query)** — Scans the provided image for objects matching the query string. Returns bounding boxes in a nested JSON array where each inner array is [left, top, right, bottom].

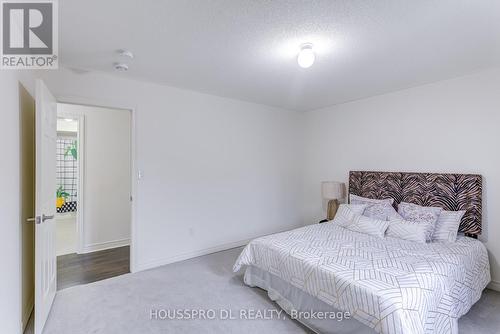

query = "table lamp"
[[321, 181, 346, 220]]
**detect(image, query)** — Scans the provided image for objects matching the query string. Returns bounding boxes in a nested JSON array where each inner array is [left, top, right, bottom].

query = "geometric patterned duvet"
[[233, 223, 490, 334]]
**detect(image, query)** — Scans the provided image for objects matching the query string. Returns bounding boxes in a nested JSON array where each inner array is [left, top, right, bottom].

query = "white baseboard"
[[133, 225, 302, 273], [80, 238, 130, 254], [488, 280, 500, 292], [21, 295, 33, 332], [134, 238, 250, 272]]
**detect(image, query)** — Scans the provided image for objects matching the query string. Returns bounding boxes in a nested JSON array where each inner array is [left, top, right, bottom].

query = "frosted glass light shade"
[[297, 44, 315, 68], [321, 181, 346, 200]]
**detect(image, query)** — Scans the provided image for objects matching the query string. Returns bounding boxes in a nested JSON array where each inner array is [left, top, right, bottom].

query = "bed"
[[233, 171, 490, 334]]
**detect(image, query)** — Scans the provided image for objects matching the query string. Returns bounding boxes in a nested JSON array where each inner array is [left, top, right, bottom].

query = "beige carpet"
[[27, 247, 500, 334]]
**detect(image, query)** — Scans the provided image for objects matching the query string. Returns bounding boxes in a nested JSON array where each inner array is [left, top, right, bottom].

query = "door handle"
[[26, 214, 54, 224], [42, 214, 54, 222]]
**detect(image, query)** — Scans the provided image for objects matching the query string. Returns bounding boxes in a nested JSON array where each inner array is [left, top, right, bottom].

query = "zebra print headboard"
[[349, 171, 483, 236]]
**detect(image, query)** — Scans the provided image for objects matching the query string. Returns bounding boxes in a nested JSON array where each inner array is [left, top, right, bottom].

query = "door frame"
[[55, 96, 138, 273], [55, 111, 86, 254]]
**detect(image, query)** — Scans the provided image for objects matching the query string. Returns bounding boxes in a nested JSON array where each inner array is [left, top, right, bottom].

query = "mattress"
[[233, 223, 490, 334]]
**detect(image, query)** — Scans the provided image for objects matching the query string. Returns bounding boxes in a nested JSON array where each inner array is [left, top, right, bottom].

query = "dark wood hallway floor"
[[57, 245, 130, 290]]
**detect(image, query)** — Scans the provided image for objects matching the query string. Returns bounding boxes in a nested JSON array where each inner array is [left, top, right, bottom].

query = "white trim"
[[77, 115, 85, 253], [129, 104, 138, 273], [55, 96, 138, 272], [134, 225, 301, 272], [80, 238, 130, 254], [135, 238, 250, 272], [487, 280, 500, 292]]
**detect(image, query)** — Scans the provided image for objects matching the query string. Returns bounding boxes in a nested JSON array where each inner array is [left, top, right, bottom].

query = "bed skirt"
[[244, 265, 376, 334]]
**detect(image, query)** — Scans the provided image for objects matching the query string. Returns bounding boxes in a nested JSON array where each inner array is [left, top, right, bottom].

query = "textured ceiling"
[[60, 0, 500, 111]]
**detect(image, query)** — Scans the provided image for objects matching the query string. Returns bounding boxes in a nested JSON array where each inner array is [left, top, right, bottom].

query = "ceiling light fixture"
[[114, 63, 129, 71], [297, 43, 315, 68]]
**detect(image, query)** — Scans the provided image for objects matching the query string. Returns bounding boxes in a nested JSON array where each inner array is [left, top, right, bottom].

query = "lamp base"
[[326, 199, 339, 220]]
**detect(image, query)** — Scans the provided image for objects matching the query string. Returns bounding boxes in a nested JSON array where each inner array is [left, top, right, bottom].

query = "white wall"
[[303, 67, 500, 288], [39, 68, 303, 271], [58, 103, 132, 252]]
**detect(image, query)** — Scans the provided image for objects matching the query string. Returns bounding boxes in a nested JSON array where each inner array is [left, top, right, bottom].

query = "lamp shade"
[[321, 181, 346, 200]]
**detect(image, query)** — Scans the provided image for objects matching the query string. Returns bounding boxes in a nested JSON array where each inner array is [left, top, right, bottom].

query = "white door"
[[34, 80, 57, 334]]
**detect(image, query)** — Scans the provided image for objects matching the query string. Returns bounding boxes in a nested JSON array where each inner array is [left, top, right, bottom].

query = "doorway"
[[55, 103, 132, 290], [22, 81, 137, 334]]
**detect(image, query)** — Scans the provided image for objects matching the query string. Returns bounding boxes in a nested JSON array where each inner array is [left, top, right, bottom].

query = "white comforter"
[[233, 223, 490, 334]]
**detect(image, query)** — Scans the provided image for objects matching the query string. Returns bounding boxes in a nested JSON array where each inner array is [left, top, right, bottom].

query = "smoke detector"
[[114, 63, 129, 71]]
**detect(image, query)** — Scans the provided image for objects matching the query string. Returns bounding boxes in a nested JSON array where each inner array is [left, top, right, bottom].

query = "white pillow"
[[398, 202, 442, 241], [386, 220, 428, 243], [350, 194, 394, 205], [332, 204, 367, 226], [350, 194, 395, 220], [363, 203, 396, 220], [432, 210, 466, 242], [346, 204, 369, 215], [387, 206, 404, 221], [343, 215, 389, 238]]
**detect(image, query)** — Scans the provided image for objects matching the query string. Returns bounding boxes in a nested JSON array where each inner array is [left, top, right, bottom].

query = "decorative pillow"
[[346, 204, 369, 215], [386, 220, 428, 243], [432, 210, 466, 242], [364, 203, 397, 220], [397, 202, 442, 240], [350, 194, 395, 220], [350, 194, 394, 205], [332, 204, 367, 226], [343, 215, 389, 238], [387, 206, 404, 221]]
